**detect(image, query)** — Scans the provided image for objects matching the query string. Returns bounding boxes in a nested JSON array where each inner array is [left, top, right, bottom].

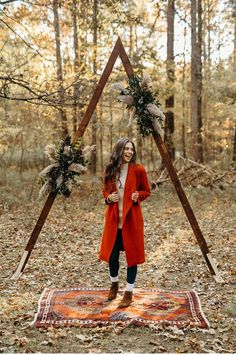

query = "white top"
[[116, 163, 128, 228]]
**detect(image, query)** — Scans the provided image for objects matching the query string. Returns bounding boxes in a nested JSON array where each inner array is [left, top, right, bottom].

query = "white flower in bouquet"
[[65, 179, 73, 192], [45, 144, 56, 161], [68, 163, 87, 173], [63, 145, 71, 156], [117, 95, 135, 106], [146, 103, 164, 118], [141, 72, 151, 88], [127, 108, 136, 128], [39, 163, 59, 177], [82, 145, 96, 160], [152, 117, 164, 137], [111, 83, 125, 92], [39, 180, 51, 199], [56, 174, 63, 188]]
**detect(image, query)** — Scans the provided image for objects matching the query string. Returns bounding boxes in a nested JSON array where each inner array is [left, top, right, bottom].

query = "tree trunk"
[[207, 0, 212, 77], [137, 134, 143, 163], [233, 1, 236, 73], [52, 0, 68, 137], [232, 2, 236, 167], [127, 22, 133, 138], [191, 0, 203, 162], [150, 137, 155, 170], [197, 0, 204, 161], [233, 121, 236, 166], [182, 15, 187, 159], [164, 0, 175, 162], [191, 0, 198, 158], [99, 97, 104, 172], [134, 21, 142, 160], [90, 0, 98, 174], [20, 129, 24, 178], [202, 0, 209, 161], [182, 124, 186, 158], [109, 93, 113, 155], [72, 0, 80, 133], [79, 0, 87, 70]]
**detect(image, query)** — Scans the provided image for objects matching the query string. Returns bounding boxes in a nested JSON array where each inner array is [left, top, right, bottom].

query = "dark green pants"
[[109, 228, 137, 284]]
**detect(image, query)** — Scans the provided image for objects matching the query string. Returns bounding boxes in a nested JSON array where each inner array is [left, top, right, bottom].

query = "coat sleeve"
[[102, 183, 113, 205], [137, 166, 151, 202], [102, 186, 110, 204]]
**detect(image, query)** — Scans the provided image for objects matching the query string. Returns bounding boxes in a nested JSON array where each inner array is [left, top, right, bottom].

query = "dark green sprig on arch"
[[39, 136, 95, 198], [113, 74, 164, 137]]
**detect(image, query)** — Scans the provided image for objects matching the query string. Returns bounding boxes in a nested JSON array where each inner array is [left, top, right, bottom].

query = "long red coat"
[[99, 163, 150, 267]]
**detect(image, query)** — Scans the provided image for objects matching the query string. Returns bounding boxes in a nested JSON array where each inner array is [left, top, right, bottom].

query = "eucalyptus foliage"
[[117, 75, 164, 137], [39, 136, 90, 198]]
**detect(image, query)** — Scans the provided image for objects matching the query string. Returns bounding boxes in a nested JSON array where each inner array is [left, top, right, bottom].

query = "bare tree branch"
[[0, 74, 124, 111], [6, 54, 38, 75], [0, 39, 8, 53], [0, 18, 52, 61], [0, 75, 85, 109], [0, 0, 21, 4], [2, 11, 54, 61], [175, 8, 191, 28]]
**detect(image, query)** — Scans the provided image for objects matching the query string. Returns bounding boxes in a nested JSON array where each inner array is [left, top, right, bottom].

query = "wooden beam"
[[11, 191, 57, 280], [117, 37, 134, 77], [152, 131, 223, 282], [73, 37, 121, 143]]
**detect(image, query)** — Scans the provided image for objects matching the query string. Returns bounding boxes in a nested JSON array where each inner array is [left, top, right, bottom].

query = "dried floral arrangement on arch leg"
[[11, 37, 223, 283]]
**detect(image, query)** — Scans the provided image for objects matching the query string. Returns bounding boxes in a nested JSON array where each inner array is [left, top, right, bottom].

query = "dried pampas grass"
[[117, 95, 135, 106], [39, 163, 59, 177], [146, 103, 164, 118], [68, 163, 87, 173], [45, 144, 56, 161], [111, 83, 125, 92]]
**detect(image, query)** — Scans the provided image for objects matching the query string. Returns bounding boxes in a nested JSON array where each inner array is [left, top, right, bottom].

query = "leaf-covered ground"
[[0, 183, 235, 353]]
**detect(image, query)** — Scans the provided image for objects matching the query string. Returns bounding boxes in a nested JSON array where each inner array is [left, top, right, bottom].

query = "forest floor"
[[0, 182, 236, 353]]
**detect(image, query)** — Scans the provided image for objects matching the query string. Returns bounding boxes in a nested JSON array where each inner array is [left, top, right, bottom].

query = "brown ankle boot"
[[108, 282, 118, 300], [118, 291, 133, 308]]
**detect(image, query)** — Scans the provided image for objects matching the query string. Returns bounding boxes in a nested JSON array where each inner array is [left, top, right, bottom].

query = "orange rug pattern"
[[33, 287, 209, 328]]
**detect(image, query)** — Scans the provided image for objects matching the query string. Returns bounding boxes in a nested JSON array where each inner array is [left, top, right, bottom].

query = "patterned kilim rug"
[[33, 287, 209, 328]]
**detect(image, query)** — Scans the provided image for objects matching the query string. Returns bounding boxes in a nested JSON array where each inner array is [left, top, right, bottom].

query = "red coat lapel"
[[122, 163, 135, 225]]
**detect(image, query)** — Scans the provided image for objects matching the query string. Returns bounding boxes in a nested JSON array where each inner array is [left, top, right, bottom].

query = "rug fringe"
[[192, 289, 210, 328], [31, 288, 48, 326]]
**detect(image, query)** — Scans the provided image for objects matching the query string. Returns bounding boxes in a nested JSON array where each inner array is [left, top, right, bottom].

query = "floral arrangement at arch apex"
[[112, 72, 165, 137]]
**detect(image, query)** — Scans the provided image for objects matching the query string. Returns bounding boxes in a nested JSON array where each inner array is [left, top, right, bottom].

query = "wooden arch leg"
[[11, 192, 57, 280], [152, 132, 224, 283]]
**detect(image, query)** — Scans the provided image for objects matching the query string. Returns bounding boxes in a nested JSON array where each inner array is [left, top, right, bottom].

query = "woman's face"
[[122, 141, 134, 163]]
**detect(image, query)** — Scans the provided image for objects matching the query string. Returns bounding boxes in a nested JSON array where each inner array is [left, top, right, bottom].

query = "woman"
[[99, 137, 150, 308]]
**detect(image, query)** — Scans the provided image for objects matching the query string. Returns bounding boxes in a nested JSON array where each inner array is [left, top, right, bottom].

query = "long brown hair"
[[104, 137, 137, 185]]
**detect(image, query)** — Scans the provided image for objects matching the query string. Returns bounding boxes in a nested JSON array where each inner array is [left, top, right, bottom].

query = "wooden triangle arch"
[[11, 37, 223, 282]]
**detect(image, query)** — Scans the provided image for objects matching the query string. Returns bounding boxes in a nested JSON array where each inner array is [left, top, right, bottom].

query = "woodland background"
[[0, 0, 236, 208], [0, 1, 236, 354]]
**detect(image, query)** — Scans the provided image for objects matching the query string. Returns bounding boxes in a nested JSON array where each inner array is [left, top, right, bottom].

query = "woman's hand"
[[107, 192, 119, 203], [131, 191, 139, 202]]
